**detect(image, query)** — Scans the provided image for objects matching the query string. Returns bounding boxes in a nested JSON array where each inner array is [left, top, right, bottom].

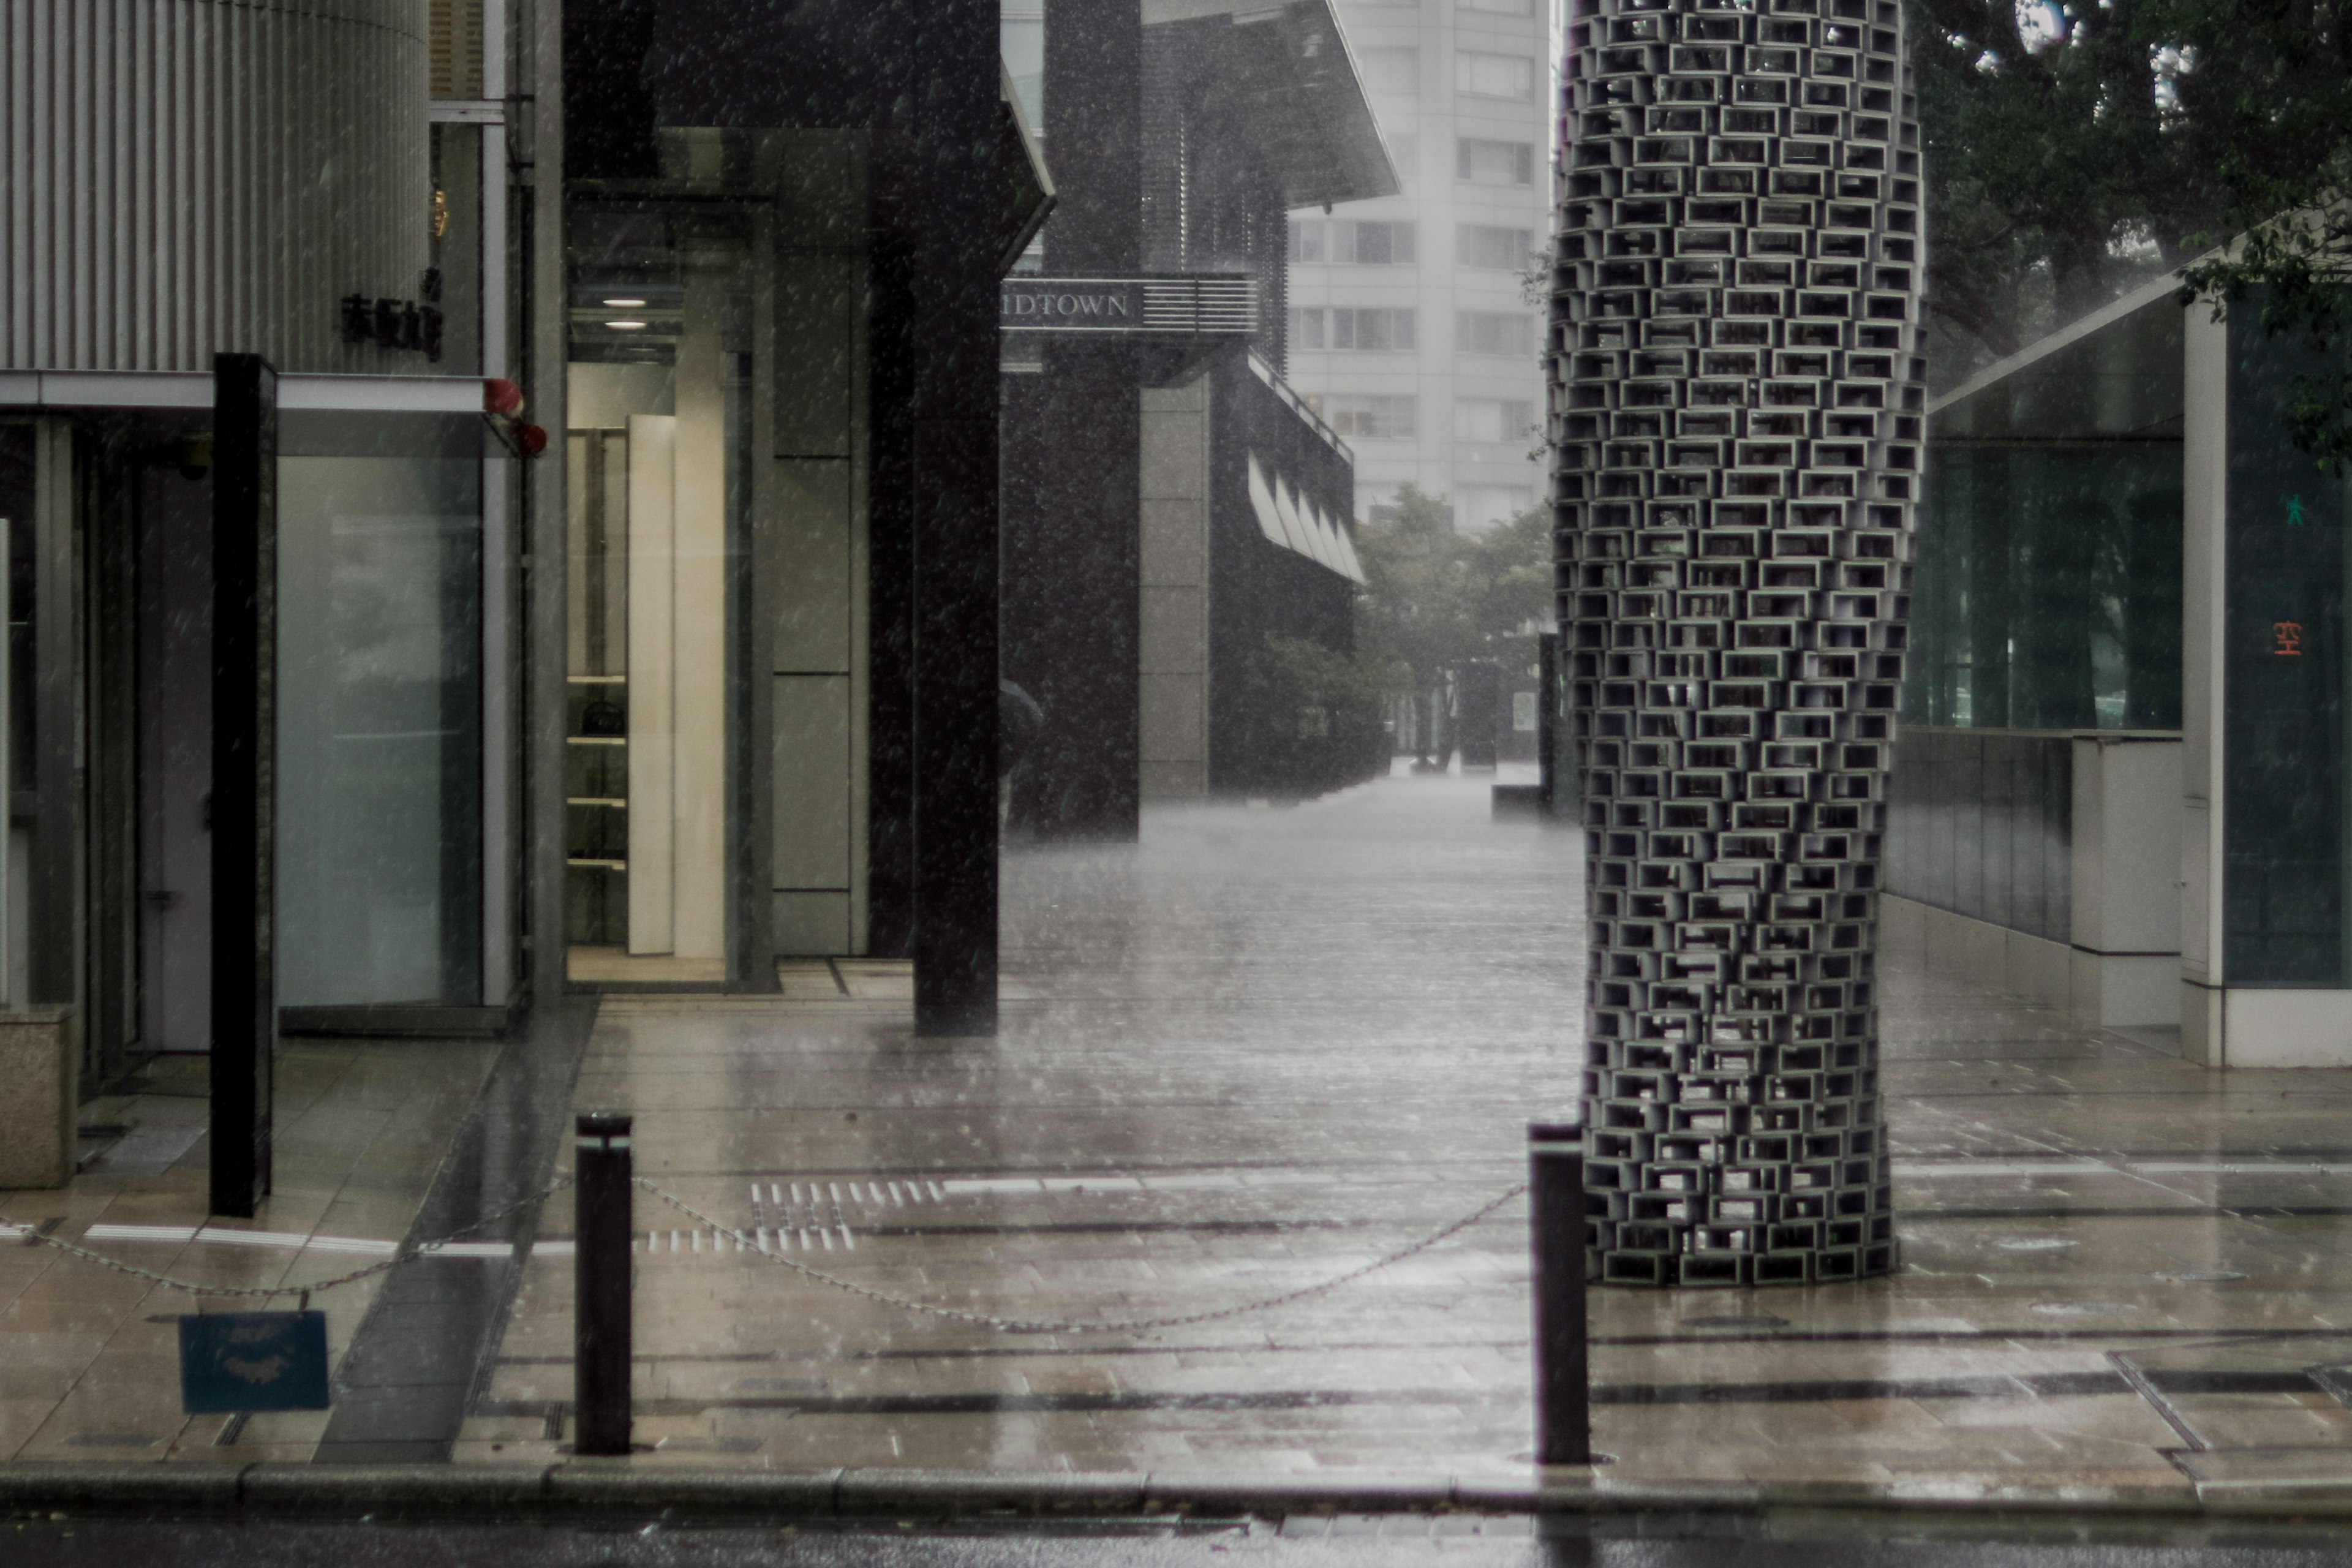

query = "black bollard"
[[575, 1113, 633, 1455], [1529, 1121, 1590, 1465]]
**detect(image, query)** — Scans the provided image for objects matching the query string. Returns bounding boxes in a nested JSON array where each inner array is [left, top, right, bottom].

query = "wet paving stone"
[[471, 769, 2352, 1499]]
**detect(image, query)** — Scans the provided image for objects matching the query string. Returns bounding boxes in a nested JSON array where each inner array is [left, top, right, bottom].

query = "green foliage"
[[2180, 191, 2352, 472], [1912, 0, 2196, 379], [1264, 634, 1402, 723], [1912, 0, 2352, 413], [1349, 483, 1552, 692]]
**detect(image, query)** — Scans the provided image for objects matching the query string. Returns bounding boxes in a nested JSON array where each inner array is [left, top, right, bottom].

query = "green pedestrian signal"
[[2288, 494, 2309, 527]]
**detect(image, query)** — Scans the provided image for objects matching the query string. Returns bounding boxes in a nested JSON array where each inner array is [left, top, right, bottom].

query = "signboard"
[[179, 1311, 331, 1413], [1001, 275, 1259, 337]]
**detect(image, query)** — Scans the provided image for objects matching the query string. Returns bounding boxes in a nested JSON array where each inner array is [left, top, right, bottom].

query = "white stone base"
[[1883, 894, 2179, 1029], [2182, 982, 2352, 1067]]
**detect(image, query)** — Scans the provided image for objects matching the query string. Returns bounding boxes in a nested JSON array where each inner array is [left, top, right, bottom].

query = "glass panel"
[[276, 413, 485, 1005], [2223, 303, 2352, 985], [1905, 442, 2183, 730], [431, 124, 485, 375]]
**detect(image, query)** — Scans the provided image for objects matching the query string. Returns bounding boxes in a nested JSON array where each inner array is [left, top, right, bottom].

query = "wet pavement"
[[0, 1040, 503, 1463], [475, 769, 2352, 1499], [11, 767, 2352, 1511], [9, 1516, 2352, 1567]]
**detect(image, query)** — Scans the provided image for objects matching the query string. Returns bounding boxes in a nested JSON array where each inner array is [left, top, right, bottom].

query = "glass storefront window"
[[1905, 442, 2184, 731], [276, 412, 486, 1006]]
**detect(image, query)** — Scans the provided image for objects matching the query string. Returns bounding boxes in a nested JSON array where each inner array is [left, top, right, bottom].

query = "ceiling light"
[[605, 319, 649, 331], [601, 296, 647, 307]]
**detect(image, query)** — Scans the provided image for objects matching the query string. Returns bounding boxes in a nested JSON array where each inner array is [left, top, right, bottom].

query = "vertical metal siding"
[[1, 0, 429, 372]]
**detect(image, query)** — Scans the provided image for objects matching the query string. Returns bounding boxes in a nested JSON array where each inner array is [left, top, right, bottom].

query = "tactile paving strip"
[[1547, 0, 1921, 1284]]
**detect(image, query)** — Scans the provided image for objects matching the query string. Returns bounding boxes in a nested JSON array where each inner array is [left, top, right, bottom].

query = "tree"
[[1911, 0, 2352, 411], [2169, 0, 2352, 471], [1343, 484, 1552, 758], [1912, 0, 2203, 379]]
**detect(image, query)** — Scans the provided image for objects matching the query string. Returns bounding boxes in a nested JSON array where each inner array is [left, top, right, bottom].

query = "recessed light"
[[605, 320, 649, 331], [601, 296, 647, 307]]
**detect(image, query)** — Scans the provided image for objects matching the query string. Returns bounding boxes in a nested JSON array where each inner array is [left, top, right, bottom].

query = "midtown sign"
[[1002, 281, 1137, 325], [1000, 275, 1259, 337]]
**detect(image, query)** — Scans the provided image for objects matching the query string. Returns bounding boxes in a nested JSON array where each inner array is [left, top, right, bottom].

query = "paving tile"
[[20, 771, 2352, 1498]]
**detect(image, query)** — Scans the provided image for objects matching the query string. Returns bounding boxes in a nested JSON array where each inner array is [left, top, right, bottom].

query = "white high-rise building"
[[1287, 0, 1556, 533]]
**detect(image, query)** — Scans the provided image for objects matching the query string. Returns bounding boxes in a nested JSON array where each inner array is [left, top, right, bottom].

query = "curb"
[[1, 1463, 2338, 1527]]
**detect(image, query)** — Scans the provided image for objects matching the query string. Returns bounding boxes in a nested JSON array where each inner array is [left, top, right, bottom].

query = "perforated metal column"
[[1548, 0, 1924, 1286]]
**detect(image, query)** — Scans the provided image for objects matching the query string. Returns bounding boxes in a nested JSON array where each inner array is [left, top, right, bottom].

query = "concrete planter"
[[0, 1007, 78, 1188]]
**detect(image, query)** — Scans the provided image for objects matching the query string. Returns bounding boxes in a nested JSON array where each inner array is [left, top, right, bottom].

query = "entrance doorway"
[[564, 220, 745, 986]]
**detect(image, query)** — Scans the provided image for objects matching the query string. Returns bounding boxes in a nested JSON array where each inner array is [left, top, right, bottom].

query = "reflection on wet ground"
[[471, 769, 2352, 1498], [11, 1515, 2352, 1568], [14, 767, 2352, 1505]]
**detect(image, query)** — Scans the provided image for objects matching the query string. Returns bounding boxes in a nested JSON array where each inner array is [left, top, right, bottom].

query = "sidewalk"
[[0, 1040, 501, 1463], [12, 767, 2352, 1518], [472, 769, 2352, 1506]]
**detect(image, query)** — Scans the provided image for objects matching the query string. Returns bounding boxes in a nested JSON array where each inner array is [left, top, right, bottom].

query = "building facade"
[[1888, 259, 2352, 1069], [999, 0, 1390, 836], [0, 0, 1022, 1201], [1284, 0, 1555, 533]]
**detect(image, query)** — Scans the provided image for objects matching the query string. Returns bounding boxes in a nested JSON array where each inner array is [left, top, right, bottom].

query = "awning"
[[1247, 453, 1290, 546], [1272, 474, 1315, 561], [1250, 448, 1366, 583], [1141, 0, 1398, 209]]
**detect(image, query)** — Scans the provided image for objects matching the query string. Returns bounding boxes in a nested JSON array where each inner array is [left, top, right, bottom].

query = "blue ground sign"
[[178, 1311, 331, 1413]]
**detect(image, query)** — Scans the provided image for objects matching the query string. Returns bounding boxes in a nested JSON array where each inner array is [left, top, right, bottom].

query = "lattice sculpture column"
[[1547, 0, 1923, 1286]]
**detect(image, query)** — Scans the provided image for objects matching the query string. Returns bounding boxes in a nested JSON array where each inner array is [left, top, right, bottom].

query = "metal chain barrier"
[[0, 1177, 572, 1303], [634, 1175, 1529, 1335]]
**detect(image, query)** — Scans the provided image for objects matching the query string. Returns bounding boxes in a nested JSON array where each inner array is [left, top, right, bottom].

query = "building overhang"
[[1929, 266, 2196, 444], [1143, 0, 1398, 209], [1001, 275, 1260, 337], [0, 370, 497, 413]]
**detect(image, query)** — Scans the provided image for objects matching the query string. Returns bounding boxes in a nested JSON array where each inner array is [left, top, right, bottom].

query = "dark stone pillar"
[[209, 353, 277, 1217], [865, 238, 918, 960], [905, 0, 1002, 1035], [1002, 350, 1140, 838], [1000, 0, 1144, 840]]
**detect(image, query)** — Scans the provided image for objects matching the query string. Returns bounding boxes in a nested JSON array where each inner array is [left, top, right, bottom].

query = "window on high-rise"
[[1291, 221, 1418, 264], [1290, 308, 1418, 352], [1457, 311, 1535, 356], [1458, 0, 1534, 13], [1457, 225, 1537, 270], [1314, 394, 1419, 440], [1458, 484, 1535, 532], [1455, 397, 1537, 443], [1456, 138, 1534, 186], [1359, 47, 1421, 95], [1357, 483, 1406, 524], [1454, 51, 1534, 100]]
